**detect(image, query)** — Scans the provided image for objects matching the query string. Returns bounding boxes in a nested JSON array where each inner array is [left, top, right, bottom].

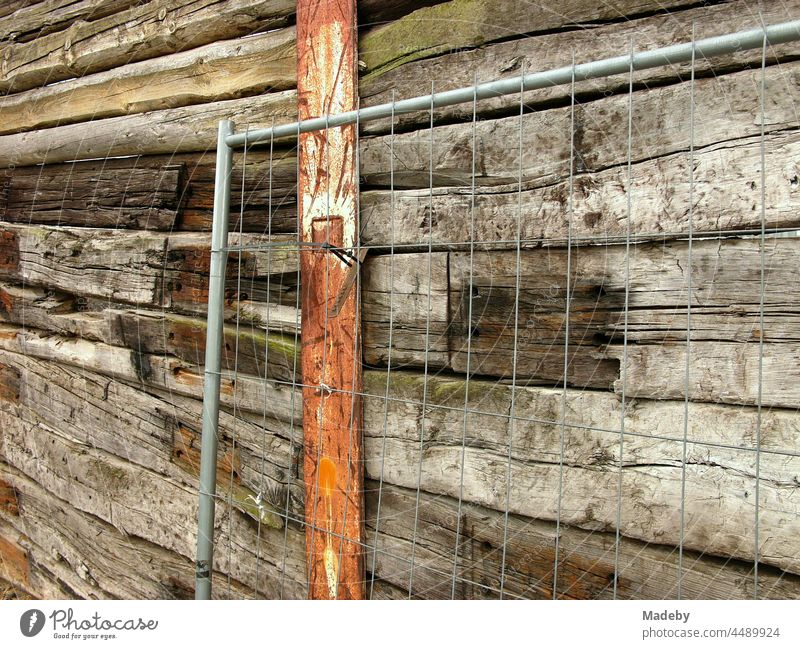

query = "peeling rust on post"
[[297, 0, 364, 599]]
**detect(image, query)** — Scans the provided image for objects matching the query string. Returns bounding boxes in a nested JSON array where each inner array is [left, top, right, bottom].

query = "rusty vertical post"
[[297, 0, 364, 599]]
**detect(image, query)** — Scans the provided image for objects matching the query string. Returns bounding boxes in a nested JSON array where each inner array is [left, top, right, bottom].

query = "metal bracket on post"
[[195, 119, 234, 600]]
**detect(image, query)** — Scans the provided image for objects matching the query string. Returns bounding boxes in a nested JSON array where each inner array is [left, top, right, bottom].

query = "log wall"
[[1, 0, 800, 600]]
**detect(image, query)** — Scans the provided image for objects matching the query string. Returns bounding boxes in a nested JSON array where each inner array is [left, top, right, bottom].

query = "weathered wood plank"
[[363, 483, 800, 600], [361, 129, 800, 247], [0, 464, 254, 599], [448, 237, 800, 386], [363, 237, 800, 397], [5, 231, 797, 401], [0, 0, 141, 43], [358, 0, 701, 80], [0, 28, 296, 134], [0, 2, 451, 135], [0, 533, 29, 592], [0, 1, 43, 21], [0, 479, 19, 517], [0, 161, 184, 229], [9, 119, 794, 239], [0, 91, 296, 167], [0, 414, 309, 598], [608, 341, 800, 407], [362, 252, 451, 369], [361, 371, 800, 576], [357, 0, 444, 27], [0, 150, 296, 232], [360, 0, 800, 131], [360, 61, 800, 189], [3, 343, 799, 597], [0, 225, 299, 310], [0, 324, 302, 424], [0, 0, 295, 93], [0, 346, 300, 495], [5, 362, 797, 600]]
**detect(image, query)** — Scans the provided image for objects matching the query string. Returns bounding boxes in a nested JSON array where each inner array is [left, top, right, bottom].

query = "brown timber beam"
[[297, 0, 364, 599]]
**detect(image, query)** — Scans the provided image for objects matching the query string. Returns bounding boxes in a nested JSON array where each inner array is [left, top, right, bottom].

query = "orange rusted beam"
[[297, 0, 364, 599]]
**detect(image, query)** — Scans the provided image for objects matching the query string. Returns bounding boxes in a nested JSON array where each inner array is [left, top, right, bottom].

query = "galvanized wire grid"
[[197, 20, 800, 600]]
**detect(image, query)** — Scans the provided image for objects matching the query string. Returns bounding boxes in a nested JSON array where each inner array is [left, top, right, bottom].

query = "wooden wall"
[[1, 0, 800, 599]]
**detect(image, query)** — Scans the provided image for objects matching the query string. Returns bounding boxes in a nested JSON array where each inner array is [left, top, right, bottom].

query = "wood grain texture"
[[0, 224, 298, 310], [360, 0, 800, 131], [363, 236, 800, 402], [363, 482, 800, 600], [1, 160, 185, 229], [361, 128, 800, 248], [0, 91, 296, 167], [0, 464, 254, 599], [359, 61, 800, 189], [0, 0, 295, 93], [0, 0, 141, 43], [297, 0, 364, 600], [358, 0, 701, 80], [361, 371, 800, 576], [0, 28, 296, 134], [0, 411, 309, 598]]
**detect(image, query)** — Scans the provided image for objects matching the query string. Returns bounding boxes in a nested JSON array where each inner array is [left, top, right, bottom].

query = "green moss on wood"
[[229, 483, 283, 530], [359, 0, 495, 81], [364, 369, 500, 406]]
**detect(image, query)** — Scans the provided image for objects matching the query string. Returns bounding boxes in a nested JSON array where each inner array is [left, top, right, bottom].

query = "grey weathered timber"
[[359, 61, 800, 189], [0, 1, 142, 43], [0, 91, 296, 168], [0, 225, 299, 310], [0, 324, 302, 424], [0, 0, 296, 93], [0, 28, 296, 134], [364, 237, 800, 399], [360, 372, 800, 576], [362, 482, 800, 600], [0, 464, 254, 599], [0, 412, 308, 599], [0, 162, 185, 229], [361, 128, 800, 247], [358, 0, 702, 79], [3, 349, 799, 598], [360, 0, 800, 131]]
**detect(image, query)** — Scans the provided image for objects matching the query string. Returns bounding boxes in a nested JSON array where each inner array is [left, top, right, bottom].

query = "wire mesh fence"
[[196, 19, 800, 600]]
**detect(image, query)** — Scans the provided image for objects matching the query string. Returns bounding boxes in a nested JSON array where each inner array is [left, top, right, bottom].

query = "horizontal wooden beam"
[[361, 128, 800, 247], [360, 371, 800, 577], [0, 413, 308, 598], [0, 0, 296, 94], [0, 224, 298, 310], [0, 463, 254, 599], [3, 348, 800, 597], [0, 91, 296, 167], [360, 61, 800, 189], [358, 0, 701, 81], [0, 28, 296, 134], [0, 0, 142, 43], [360, 0, 800, 132], [2, 231, 800, 404], [1, 161, 185, 229], [363, 236, 800, 403]]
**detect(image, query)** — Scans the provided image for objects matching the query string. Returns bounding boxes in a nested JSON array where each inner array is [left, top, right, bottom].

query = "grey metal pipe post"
[[195, 119, 234, 600]]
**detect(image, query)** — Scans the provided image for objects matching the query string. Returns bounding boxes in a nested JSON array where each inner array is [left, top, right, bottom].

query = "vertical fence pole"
[[297, 0, 364, 599], [195, 119, 234, 600]]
